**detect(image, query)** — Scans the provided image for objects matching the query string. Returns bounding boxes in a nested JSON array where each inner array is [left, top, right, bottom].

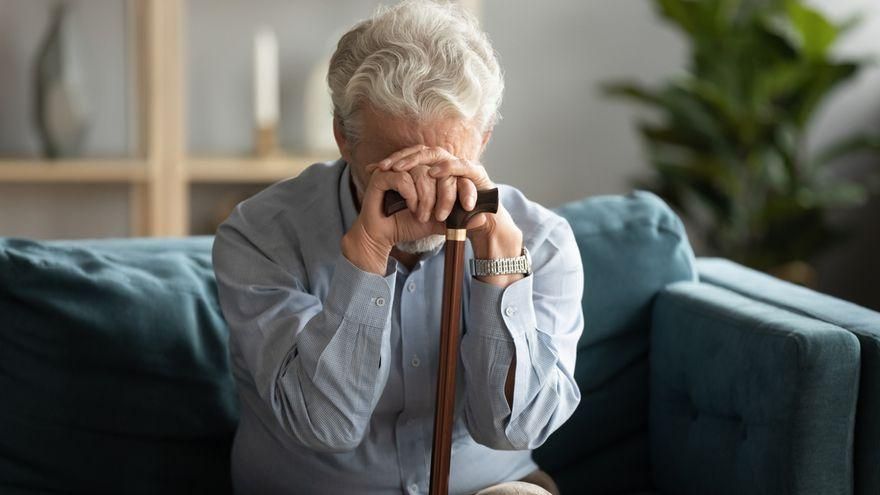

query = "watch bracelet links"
[[470, 250, 529, 277]]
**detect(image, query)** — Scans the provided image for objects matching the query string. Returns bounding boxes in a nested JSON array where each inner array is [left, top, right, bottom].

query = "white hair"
[[328, 0, 504, 142]]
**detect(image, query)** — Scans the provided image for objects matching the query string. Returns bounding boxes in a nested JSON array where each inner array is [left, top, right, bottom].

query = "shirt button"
[[407, 282, 416, 292], [375, 297, 385, 307], [505, 306, 517, 317], [411, 356, 420, 368], [408, 483, 419, 494]]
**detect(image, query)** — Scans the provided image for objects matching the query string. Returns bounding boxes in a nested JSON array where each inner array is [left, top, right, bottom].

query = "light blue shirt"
[[212, 160, 584, 495]]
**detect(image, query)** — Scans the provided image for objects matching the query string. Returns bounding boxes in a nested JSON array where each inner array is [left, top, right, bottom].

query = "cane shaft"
[[381, 189, 498, 495], [429, 235, 466, 495]]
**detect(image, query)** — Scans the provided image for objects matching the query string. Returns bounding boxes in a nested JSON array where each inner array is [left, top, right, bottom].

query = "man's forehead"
[[360, 108, 476, 153]]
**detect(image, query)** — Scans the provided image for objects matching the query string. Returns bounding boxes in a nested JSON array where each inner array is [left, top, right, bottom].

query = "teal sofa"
[[0, 191, 873, 494]]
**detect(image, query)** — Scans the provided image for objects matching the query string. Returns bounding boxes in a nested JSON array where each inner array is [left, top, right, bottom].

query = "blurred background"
[[0, 0, 877, 309]]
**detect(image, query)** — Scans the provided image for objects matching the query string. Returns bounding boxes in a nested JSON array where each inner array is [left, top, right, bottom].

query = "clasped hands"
[[342, 145, 524, 287]]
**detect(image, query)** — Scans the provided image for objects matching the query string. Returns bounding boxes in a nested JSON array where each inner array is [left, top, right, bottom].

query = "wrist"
[[342, 223, 392, 275], [471, 225, 524, 288], [470, 223, 522, 259]]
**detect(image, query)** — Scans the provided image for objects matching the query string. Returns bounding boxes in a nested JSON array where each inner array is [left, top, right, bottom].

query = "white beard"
[[395, 234, 445, 254]]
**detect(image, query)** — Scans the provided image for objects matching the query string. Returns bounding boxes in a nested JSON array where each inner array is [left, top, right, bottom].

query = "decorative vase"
[[33, 2, 90, 159]]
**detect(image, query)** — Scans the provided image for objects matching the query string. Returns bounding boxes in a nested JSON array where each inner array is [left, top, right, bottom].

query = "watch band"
[[470, 247, 531, 277]]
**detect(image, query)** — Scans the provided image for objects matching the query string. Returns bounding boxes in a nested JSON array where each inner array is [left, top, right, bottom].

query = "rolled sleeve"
[[461, 218, 584, 451]]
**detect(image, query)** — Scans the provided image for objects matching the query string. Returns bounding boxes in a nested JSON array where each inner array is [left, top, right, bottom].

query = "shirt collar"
[[338, 159, 358, 235]]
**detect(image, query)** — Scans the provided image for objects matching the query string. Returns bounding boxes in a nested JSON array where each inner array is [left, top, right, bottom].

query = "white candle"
[[254, 27, 279, 128]]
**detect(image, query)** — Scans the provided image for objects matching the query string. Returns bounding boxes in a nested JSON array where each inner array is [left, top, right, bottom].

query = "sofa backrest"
[[537, 191, 697, 494], [0, 191, 696, 495], [0, 237, 238, 494]]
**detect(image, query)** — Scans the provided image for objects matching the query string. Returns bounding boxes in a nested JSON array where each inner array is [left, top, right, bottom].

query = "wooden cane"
[[383, 188, 499, 495]]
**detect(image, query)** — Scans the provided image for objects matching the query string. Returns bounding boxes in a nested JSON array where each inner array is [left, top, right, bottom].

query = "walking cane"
[[384, 188, 499, 495]]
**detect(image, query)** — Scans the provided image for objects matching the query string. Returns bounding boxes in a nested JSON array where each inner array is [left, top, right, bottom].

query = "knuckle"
[[418, 180, 433, 195], [442, 185, 456, 200]]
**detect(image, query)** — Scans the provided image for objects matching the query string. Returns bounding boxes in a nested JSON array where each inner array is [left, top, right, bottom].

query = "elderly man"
[[212, 1, 583, 494]]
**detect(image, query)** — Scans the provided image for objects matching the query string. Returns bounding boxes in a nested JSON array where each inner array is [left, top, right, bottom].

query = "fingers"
[[457, 177, 477, 211], [363, 170, 418, 216], [380, 144, 427, 170], [466, 212, 487, 230], [428, 158, 493, 190], [365, 146, 490, 222], [434, 175, 458, 222], [375, 145, 427, 173], [412, 166, 436, 223], [391, 147, 455, 172], [402, 165, 474, 222], [365, 145, 427, 174]]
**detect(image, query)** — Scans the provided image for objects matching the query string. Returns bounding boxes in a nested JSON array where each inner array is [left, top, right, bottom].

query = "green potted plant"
[[605, 0, 880, 283]]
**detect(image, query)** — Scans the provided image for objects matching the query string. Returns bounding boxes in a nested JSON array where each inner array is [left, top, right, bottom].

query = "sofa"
[[0, 191, 875, 495]]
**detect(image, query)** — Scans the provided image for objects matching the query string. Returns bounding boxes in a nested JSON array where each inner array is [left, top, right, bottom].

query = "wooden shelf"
[[0, 0, 480, 237], [186, 155, 332, 183], [0, 159, 148, 183]]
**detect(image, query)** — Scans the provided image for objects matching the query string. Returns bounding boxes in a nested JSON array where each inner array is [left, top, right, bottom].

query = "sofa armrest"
[[650, 281, 859, 495], [697, 257, 880, 495], [696, 257, 880, 335]]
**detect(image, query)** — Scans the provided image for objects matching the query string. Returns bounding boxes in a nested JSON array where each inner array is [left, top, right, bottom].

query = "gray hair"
[[328, 0, 504, 143]]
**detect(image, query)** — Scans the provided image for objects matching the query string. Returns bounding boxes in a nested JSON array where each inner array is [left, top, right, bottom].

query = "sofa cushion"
[[536, 191, 697, 494], [0, 237, 238, 494]]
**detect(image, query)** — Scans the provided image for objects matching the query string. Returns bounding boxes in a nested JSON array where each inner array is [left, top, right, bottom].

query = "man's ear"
[[479, 128, 493, 154], [333, 117, 353, 163]]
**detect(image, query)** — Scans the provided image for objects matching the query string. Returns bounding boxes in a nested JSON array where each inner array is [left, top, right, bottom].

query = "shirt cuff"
[[468, 274, 537, 340], [323, 254, 397, 328]]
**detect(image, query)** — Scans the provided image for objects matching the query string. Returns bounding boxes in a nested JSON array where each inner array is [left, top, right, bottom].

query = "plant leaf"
[[790, 60, 859, 127], [656, 0, 699, 35], [783, 0, 840, 58], [601, 82, 664, 108], [812, 134, 880, 168]]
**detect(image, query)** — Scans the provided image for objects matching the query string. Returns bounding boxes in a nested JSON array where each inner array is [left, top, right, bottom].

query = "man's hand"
[[342, 146, 449, 275], [371, 146, 525, 288]]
